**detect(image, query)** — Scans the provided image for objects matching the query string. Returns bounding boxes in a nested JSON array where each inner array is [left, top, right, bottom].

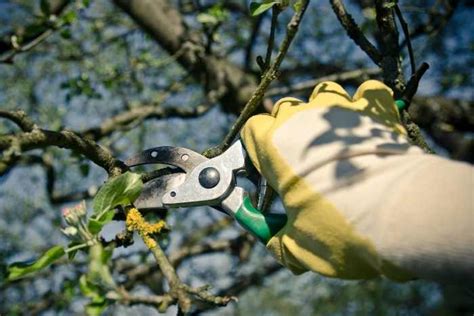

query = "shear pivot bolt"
[[199, 167, 220, 189]]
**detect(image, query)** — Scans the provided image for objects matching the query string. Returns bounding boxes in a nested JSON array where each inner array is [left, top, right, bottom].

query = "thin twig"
[[107, 287, 175, 311], [330, 0, 382, 65], [182, 285, 237, 306], [395, 4, 416, 75], [148, 244, 192, 313], [192, 262, 282, 314], [203, 0, 311, 158], [0, 0, 71, 65], [0, 29, 55, 64], [400, 62, 430, 107], [81, 103, 213, 141], [263, 7, 281, 72]]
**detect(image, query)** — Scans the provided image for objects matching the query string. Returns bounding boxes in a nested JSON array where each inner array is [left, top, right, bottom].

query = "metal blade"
[[161, 140, 246, 208], [134, 172, 186, 211], [125, 146, 207, 173]]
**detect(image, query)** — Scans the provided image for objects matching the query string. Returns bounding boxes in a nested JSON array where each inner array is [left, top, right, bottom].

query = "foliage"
[[5, 246, 65, 281]]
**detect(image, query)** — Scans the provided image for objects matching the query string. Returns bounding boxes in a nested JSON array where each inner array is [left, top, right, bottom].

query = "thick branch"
[[113, 0, 257, 114], [1, 100, 212, 204], [0, 110, 36, 132], [0, 127, 126, 176]]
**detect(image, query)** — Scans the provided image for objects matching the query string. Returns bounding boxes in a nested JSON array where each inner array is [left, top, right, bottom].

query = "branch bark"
[[0, 110, 36, 132], [374, 0, 404, 96], [330, 0, 382, 65], [0, 125, 126, 176], [113, 0, 257, 114]]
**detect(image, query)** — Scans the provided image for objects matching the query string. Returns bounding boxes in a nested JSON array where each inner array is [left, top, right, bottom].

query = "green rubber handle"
[[234, 196, 287, 244], [395, 99, 407, 111]]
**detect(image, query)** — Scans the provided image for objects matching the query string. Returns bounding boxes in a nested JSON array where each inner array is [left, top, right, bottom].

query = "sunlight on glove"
[[241, 80, 474, 282]]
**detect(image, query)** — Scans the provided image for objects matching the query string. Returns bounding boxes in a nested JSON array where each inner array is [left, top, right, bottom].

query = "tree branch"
[[147, 243, 192, 313], [81, 103, 213, 141], [395, 4, 415, 75], [0, 0, 72, 63], [113, 0, 257, 114], [262, 7, 281, 72], [192, 261, 283, 314], [203, 0, 311, 157], [0, 115, 126, 176], [0, 110, 36, 132], [107, 288, 174, 311], [330, 0, 382, 65], [374, 0, 404, 95]]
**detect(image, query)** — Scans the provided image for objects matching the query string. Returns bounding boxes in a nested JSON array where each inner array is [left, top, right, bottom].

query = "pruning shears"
[[125, 140, 287, 243]]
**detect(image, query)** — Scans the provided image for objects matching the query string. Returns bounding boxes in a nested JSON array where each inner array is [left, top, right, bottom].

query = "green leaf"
[[62, 11, 77, 25], [92, 171, 142, 218], [79, 274, 101, 299], [85, 300, 107, 316], [292, 0, 303, 12], [6, 246, 65, 281], [88, 210, 115, 235], [250, 1, 278, 16]]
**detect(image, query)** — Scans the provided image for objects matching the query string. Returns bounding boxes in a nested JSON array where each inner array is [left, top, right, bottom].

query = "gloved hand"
[[241, 80, 474, 282]]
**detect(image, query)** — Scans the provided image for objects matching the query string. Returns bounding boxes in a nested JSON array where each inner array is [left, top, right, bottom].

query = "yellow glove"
[[241, 80, 423, 280]]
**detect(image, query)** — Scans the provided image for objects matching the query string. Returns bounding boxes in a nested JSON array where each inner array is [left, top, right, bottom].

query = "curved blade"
[[125, 146, 207, 173], [134, 172, 186, 211]]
